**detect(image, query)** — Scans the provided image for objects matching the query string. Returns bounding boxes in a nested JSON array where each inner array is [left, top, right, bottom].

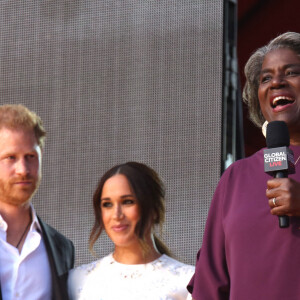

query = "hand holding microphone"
[[266, 177, 300, 218], [264, 121, 296, 228]]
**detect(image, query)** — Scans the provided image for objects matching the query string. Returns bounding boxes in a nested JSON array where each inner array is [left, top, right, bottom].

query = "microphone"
[[264, 121, 295, 228]]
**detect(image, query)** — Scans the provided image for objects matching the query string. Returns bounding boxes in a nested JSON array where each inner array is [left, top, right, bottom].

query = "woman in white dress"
[[68, 162, 194, 300]]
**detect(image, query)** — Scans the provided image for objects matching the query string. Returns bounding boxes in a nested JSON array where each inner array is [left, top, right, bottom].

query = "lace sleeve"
[[68, 262, 98, 300]]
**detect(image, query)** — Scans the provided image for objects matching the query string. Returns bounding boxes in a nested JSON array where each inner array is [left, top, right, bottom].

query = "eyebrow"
[[0, 151, 16, 159], [260, 63, 300, 74], [100, 194, 135, 201]]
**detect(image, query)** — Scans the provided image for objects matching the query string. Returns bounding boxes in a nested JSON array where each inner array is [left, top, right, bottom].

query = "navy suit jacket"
[[0, 218, 75, 300]]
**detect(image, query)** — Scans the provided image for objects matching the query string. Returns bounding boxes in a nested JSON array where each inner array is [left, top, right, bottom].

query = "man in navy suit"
[[0, 104, 74, 300]]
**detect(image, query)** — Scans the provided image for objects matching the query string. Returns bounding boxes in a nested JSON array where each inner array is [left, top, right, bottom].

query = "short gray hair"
[[243, 32, 300, 127]]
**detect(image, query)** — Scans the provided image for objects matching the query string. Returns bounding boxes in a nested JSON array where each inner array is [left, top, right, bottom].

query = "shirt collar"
[[30, 204, 42, 233], [0, 214, 7, 232], [0, 204, 42, 233]]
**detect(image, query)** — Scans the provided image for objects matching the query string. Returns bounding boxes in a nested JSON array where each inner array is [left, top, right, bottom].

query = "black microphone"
[[264, 121, 295, 228]]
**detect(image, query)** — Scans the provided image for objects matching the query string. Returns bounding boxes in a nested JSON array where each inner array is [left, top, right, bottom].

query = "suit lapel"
[[38, 217, 70, 300], [0, 218, 72, 300]]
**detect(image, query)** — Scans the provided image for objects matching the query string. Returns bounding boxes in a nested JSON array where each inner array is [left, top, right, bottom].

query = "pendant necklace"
[[16, 218, 31, 249]]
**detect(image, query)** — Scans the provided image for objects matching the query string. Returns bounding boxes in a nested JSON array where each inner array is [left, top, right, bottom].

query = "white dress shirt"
[[0, 206, 52, 300]]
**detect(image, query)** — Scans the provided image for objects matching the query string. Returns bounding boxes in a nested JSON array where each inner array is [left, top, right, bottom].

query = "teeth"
[[272, 96, 294, 105]]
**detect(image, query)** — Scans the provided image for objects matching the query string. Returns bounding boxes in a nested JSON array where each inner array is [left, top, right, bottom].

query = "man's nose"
[[15, 158, 30, 176]]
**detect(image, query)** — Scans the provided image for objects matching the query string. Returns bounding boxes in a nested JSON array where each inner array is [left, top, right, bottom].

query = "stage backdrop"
[[0, 1, 224, 266]]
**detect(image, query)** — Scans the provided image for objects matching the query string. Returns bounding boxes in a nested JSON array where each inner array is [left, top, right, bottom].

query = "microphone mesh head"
[[266, 121, 290, 148]]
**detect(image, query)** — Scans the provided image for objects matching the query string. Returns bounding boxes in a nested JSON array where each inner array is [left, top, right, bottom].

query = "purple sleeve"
[[187, 249, 200, 293], [188, 170, 231, 300]]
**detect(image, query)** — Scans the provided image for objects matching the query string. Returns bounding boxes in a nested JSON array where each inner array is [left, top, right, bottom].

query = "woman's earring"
[[262, 120, 268, 138]]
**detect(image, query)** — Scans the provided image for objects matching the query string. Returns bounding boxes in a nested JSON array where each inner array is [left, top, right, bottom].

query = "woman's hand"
[[266, 178, 300, 216]]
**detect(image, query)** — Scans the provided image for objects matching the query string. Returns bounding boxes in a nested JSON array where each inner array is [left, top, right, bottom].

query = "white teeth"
[[272, 96, 294, 105]]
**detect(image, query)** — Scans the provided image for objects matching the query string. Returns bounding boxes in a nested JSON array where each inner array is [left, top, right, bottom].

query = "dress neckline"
[[108, 252, 165, 267]]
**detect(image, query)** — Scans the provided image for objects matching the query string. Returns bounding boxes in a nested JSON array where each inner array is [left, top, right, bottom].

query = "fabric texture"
[[68, 253, 194, 300], [188, 145, 300, 300]]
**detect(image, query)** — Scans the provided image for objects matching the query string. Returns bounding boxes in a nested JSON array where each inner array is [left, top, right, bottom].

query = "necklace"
[[295, 155, 300, 166], [16, 218, 31, 249]]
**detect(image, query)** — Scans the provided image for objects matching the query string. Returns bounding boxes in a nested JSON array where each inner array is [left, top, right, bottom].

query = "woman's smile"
[[112, 224, 129, 232]]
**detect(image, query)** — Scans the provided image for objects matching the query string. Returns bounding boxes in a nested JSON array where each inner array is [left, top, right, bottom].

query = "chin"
[[9, 191, 35, 206], [268, 115, 299, 128], [113, 238, 140, 249], [284, 119, 300, 131]]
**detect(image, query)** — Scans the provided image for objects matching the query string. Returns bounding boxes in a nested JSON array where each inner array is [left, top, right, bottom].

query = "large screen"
[[0, 1, 223, 265]]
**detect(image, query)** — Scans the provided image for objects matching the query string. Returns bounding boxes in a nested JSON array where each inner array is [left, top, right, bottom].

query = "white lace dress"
[[68, 253, 194, 300]]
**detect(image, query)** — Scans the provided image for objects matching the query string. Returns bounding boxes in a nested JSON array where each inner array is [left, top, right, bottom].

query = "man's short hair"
[[0, 104, 46, 149]]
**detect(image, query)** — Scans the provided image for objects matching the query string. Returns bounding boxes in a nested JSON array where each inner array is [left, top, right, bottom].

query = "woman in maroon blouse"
[[188, 32, 300, 299]]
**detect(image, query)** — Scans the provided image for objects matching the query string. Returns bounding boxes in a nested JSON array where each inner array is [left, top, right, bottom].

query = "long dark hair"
[[89, 161, 171, 256]]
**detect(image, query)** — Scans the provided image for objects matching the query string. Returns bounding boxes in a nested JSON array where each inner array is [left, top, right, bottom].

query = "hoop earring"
[[262, 120, 268, 138]]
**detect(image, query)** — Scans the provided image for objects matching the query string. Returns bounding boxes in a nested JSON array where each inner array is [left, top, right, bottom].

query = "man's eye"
[[26, 154, 36, 160]]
